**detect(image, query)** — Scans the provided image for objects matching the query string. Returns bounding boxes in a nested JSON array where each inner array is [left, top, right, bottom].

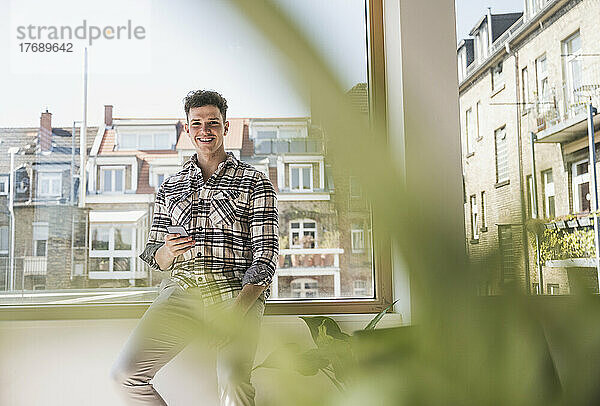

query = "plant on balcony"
[[253, 300, 399, 392]]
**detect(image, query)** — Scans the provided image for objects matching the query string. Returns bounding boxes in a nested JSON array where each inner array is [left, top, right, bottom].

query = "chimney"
[[104, 105, 113, 126], [40, 109, 52, 152]]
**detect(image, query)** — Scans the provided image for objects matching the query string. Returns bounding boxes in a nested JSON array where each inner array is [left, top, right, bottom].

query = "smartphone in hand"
[[167, 225, 189, 237]]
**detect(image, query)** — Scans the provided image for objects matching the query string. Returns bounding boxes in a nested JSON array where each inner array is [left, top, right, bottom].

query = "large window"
[[37, 172, 62, 198], [536, 54, 550, 113], [100, 167, 125, 194], [89, 225, 135, 275], [543, 169, 555, 218], [290, 164, 313, 192], [495, 126, 509, 183], [289, 220, 317, 249], [572, 159, 590, 213], [562, 31, 582, 116]]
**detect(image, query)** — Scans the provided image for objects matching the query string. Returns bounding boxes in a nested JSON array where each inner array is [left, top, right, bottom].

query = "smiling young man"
[[111, 90, 279, 406]]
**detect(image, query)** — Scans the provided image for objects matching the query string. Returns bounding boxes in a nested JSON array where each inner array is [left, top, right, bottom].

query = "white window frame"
[[543, 169, 555, 218], [547, 283, 560, 295], [289, 164, 313, 192], [572, 159, 590, 213], [89, 224, 136, 273], [562, 31, 582, 116], [465, 108, 473, 154], [522, 67, 530, 107], [100, 166, 126, 194], [536, 54, 549, 112], [0, 175, 8, 196], [0, 225, 9, 254], [351, 225, 365, 253], [495, 126, 509, 183], [289, 219, 317, 249], [37, 171, 62, 198], [32, 222, 49, 257], [291, 277, 319, 298], [480, 191, 487, 229], [470, 195, 479, 240], [116, 126, 176, 151]]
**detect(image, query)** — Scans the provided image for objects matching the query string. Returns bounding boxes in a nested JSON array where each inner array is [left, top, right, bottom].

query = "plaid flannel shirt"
[[139, 152, 279, 303]]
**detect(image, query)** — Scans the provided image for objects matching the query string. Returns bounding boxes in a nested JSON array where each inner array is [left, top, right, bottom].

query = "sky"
[[0, 0, 367, 127], [455, 0, 524, 43], [1, 0, 528, 128]]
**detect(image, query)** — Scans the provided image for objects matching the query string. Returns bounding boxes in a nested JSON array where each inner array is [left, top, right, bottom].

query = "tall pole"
[[587, 102, 600, 291], [79, 47, 88, 208], [530, 132, 543, 294], [8, 148, 19, 291]]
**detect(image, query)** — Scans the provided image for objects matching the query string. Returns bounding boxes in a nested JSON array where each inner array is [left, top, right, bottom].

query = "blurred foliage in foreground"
[[217, 1, 600, 405]]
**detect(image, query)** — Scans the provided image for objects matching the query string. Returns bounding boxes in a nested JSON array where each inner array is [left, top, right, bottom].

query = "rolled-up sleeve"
[[242, 173, 279, 287], [139, 185, 173, 272]]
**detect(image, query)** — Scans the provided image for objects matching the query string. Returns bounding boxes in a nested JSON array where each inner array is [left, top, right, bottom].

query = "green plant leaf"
[[296, 349, 330, 376], [299, 316, 351, 347], [364, 299, 399, 330], [253, 343, 302, 371], [253, 344, 330, 377]]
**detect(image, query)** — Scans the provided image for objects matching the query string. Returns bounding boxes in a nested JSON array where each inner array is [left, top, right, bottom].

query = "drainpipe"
[[587, 102, 600, 291], [514, 51, 532, 294], [530, 132, 544, 294]]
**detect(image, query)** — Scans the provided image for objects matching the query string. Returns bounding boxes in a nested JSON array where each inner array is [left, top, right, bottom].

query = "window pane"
[[113, 257, 131, 272], [302, 167, 311, 190], [103, 170, 112, 192], [115, 169, 124, 192], [291, 167, 300, 189], [114, 227, 133, 251], [34, 240, 47, 257], [92, 228, 110, 250], [89, 258, 109, 272]]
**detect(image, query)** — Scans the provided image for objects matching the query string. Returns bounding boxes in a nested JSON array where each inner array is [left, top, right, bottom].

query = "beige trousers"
[[111, 278, 265, 406]]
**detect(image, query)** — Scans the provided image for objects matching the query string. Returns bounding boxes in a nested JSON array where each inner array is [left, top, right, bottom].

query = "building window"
[[535, 54, 550, 112], [480, 191, 487, 229], [100, 167, 125, 193], [475, 101, 481, 139], [521, 67, 529, 106], [470, 195, 479, 240], [527, 175, 535, 218], [37, 172, 62, 197], [495, 126, 509, 183], [353, 280, 367, 296], [0, 175, 8, 195], [547, 283, 560, 295], [543, 169, 555, 218], [532, 283, 540, 295], [349, 176, 363, 199], [572, 159, 590, 213], [491, 61, 504, 91], [465, 108, 473, 154], [0, 225, 9, 254], [117, 126, 175, 150], [289, 220, 317, 248], [562, 31, 582, 115], [90, 225, 135, 272], [351, 224, 365, 253], [291, 277, 319, 298], [32, 222, 49, 257], [290, 164, 313, 192], [499, 225, 515, 283]]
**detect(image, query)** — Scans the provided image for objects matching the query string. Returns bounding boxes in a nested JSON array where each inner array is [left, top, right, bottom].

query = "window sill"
[[491, 84, 505, 98], [466, 152, 475, 158], [495, 179, 510, 188], [0, 298, 398, 321], [470, 238, 480, 244]]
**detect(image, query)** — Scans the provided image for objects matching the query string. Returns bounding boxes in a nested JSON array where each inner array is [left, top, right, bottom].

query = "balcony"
[[273, 248, 343, 297], [254, 138, 324, 155], [535, 82, 600, 144], [23, 256, 47, 276]]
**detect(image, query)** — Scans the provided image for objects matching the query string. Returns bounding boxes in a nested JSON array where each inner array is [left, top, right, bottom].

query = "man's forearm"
[[233, 284, 266, 316], [154, 244, 175, 271]]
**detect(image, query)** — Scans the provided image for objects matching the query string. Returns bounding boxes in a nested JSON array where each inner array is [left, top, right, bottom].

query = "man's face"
[[185, 105, 229, 157]]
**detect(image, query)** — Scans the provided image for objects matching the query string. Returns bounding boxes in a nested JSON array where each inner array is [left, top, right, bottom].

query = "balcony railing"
[[23, 256, 47, 276], [254, 138, 324, 155], [277, 248, 343, 270]]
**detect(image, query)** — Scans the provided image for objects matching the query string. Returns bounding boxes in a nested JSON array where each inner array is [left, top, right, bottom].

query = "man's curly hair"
[[183, 90, 228, 122]]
